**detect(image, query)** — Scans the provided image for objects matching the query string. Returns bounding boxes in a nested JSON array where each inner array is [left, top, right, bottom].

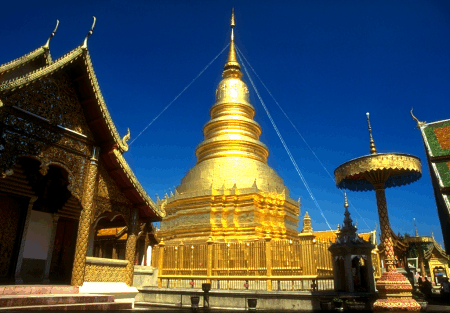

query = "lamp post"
[[334, 113, 422, 311]]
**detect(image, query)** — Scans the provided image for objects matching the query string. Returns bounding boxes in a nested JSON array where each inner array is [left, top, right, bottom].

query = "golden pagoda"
[[158, 12, 300, 243]]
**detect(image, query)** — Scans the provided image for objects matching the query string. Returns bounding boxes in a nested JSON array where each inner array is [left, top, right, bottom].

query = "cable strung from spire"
[[235, 45, 371, 231], [236, 48, 332, 231], [129, 43, 230, 146]]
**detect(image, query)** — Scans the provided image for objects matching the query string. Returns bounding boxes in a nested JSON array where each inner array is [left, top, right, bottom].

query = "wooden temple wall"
[[152, 238, 336, 291]]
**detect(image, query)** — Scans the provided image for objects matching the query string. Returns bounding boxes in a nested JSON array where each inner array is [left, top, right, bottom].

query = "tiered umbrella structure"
[[334, 113, 422, 311]]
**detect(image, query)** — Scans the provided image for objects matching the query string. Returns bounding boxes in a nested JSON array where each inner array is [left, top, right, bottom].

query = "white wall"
[[146, 245, 152, 266], [23, 211, 53, 259]]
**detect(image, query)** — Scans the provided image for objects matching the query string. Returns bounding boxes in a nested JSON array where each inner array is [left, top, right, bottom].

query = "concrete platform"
[[137, 287, 376, 311]]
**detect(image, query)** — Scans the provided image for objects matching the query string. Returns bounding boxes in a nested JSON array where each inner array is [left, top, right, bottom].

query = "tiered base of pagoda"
[[373, 271, 421, 311], [0, 285, 132, 311]]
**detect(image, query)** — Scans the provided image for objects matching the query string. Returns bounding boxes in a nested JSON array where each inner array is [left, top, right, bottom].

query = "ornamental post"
[[265, 237, 272, 291], [71, 146, 100, 286], [125, 207, 139, 286], [206, 237, 213, 283], [157, 239, 165, 288]]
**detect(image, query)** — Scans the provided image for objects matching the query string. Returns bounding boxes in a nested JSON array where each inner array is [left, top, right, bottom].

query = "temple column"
[[15, 196, 38, 284], [125, 207, 139, 286], [71, 146, 100, 286], [43, 214, 60, 283]]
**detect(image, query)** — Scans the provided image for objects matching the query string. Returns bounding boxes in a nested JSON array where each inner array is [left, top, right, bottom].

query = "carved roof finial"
[[44, 20, 59, 49], [82, 16, 96, 48], [366, 112, 377, 155], [122, 128, 131, 152], [410, 108, 426, 129]]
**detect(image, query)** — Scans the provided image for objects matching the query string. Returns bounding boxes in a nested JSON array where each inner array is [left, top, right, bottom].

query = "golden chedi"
[[158, 12, 300, 243]]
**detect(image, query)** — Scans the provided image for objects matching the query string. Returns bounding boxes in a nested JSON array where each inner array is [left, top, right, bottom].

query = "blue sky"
[[2, 1, 449, 245]]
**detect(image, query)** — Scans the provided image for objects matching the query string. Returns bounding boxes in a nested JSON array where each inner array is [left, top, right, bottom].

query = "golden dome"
[[176, 11, 288, 196]]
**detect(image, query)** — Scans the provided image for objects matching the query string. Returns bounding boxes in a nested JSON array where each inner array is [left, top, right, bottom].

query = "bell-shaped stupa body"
[[159, 13, 300, 243]]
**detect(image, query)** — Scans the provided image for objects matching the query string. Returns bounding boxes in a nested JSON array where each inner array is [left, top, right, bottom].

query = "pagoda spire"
[[341, 193, 357, 234], [366, 112, 377, 155], [223, 9, 242, 78]]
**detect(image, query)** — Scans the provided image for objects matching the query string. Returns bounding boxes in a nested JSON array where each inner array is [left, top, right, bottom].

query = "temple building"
[[0, 18, 164, 302], [411, 113, 450, 255], [158, 12, 300, 244]]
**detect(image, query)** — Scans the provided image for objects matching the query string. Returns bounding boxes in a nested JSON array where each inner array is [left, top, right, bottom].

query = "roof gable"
[[0, 44, 165, 221], [0, 47, 51, 83]]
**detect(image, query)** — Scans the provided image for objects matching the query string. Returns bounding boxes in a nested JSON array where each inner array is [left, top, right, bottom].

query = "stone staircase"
[[0, 285, 132, 311]]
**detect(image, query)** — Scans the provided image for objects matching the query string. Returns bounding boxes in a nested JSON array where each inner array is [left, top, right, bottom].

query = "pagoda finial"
[[44, 20, 59, 49], [344, 192, 349, 209], [222, 9, 242, 78], [414, 218, 419, 237], [82, 16, 96, 48], [366, 112, 377, 155], [231, 8, 235, 40]]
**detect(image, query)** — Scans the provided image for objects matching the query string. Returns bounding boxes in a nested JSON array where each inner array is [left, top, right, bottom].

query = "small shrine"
[[329, 194, 376, 293]]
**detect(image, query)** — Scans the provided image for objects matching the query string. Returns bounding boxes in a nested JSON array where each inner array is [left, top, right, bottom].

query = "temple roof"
[[314, 230, 373, 243], [411, 113, 450, 254], [0, 47, 51, 83], [0, 37, 164, 220], [424, 237, 449, 260]]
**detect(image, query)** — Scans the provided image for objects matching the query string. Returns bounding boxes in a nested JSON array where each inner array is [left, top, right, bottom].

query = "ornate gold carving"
[[84, 262, 128, 282], [335, 153, 422, 187], [97, 164, 131, 204], [3, 73, 92, 136], [37, 145, 89, 200]]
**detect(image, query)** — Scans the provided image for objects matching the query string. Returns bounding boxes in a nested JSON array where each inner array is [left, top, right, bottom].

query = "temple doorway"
[[0, 157, 82, 284]]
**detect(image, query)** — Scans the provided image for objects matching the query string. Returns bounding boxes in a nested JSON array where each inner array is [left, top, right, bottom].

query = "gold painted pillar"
[[125, 207, 139, 286], [157, 239, 165, 288], [71, 147, 100, 286], [207, 237, 213, 283], [265, 237, 272, 291]]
